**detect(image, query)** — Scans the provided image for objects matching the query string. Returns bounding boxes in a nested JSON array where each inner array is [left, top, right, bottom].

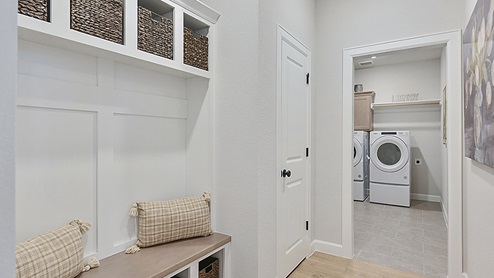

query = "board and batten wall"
[[462, 0, 494, 276], [355, 59, 444, 202], [314, 0, 465, 249], [0, 0, 16, 276], [16, 39, 212, 259]]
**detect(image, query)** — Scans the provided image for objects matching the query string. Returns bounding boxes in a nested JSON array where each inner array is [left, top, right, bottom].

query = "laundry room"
[[353, 46, 448, 211], [350, 43, 451, 276]]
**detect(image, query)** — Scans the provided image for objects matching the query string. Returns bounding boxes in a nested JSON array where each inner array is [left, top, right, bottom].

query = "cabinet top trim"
[[170, 0, 220, 24]]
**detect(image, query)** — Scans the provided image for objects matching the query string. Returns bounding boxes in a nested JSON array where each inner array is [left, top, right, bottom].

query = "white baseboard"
[[410, 193, 441, 202], [311, 240, 348, 258]]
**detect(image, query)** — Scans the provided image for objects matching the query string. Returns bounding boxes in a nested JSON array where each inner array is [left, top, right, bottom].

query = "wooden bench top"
[[79, 233, 231, 278]]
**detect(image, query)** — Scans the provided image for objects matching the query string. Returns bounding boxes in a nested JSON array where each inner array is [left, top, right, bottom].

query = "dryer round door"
[[354, 137, 363, 167], [370, 136, 409, 172]]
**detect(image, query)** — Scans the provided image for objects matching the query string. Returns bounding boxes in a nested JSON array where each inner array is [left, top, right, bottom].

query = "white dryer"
[[353, 131, 369, 201], [369, 131, 411, 207]]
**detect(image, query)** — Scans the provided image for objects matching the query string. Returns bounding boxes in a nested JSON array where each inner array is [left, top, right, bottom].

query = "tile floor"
[[354, 199, 447, 278]]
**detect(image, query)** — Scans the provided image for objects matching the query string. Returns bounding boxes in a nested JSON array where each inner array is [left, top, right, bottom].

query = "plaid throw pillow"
[[129, 192, 212, 249], [16, 220, 91, 278]]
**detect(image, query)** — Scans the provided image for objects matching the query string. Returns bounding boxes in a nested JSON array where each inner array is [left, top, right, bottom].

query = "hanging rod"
[[371, 99, 441, 109]]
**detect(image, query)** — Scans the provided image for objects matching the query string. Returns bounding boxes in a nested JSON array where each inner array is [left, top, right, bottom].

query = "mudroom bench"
[[79, 233, 231, 278]]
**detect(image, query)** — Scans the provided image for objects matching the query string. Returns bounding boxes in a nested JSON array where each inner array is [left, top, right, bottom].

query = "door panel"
[[279, 31, 310, 278]]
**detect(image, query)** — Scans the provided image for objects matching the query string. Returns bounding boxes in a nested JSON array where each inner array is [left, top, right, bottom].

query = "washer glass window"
[[370, 136, 409, 173], [377, 143, 401, 166]]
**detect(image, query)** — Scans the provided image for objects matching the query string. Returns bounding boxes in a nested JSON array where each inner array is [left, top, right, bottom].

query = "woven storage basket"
[[199, 257, 219, 278], [70, 0, 123, 44], [138, 6, 173, 59], [184, 27, 208, 71], [18, 0, 49, 21]]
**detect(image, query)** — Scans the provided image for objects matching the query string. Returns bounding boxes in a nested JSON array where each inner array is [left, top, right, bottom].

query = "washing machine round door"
[[370, 136, 409, 172], [353, 137, 363, 167]]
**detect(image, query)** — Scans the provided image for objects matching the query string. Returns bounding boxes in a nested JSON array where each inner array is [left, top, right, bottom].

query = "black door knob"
[[282, 169, 292, 178]]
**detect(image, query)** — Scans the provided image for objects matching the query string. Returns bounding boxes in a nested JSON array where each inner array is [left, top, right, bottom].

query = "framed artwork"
[[443, 86, 447, 146], [463, 0, 494, 168]]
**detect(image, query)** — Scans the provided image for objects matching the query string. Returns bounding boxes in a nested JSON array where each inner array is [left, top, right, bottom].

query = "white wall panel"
[[16, 106, 97, 255], [186, 77, 211, 196], [114, 62, 186, 98], [112, 114, 186, 245], [17, 74, 108, 110], [113, 89, 187, 119], [16, 39, 211, 259], [18, 40, 98, 86]]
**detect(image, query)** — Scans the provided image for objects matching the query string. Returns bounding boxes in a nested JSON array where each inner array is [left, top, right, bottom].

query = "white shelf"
[[371, 99, 441, 109], [17, 0, 219, 79]]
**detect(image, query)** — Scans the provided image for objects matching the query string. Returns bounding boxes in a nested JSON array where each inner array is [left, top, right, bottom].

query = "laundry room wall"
[[462, 0, 494, 276], [314, 0, 465, 251], [355, 59, 444, 201]]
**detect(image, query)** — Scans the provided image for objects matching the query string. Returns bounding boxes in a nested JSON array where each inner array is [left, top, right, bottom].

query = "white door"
[[277, 27, 310, 278]]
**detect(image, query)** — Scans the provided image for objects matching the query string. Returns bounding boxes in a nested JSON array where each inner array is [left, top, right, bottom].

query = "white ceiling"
[[353, 45, 444, 69]]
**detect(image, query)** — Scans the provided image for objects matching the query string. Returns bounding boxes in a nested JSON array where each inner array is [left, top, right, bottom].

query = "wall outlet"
[[415, 159, 422, 165]]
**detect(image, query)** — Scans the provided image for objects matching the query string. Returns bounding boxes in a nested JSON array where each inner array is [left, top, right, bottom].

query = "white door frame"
[[276, 25, 312, 277], [342, 30, 463, 277]]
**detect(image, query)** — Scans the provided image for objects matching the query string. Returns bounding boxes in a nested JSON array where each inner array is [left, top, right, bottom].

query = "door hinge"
[[306, 221, 309, 231], [306, 73, 310, 85], [306, 147, 309, 158]]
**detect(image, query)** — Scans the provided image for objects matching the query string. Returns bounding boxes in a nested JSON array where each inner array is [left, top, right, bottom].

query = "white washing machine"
[[369, 131, 411, 207], [353, 131, 369, 201]]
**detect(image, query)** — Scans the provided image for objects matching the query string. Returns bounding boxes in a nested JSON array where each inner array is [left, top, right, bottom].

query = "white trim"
[[169, 0, 220, 24], [410, 193, 441, 202], [342, 30, 463, 278], [462, 273, 469, 278], [310, 240, 345, 257]]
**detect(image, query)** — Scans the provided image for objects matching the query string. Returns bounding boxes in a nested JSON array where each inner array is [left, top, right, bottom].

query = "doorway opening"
[[342, 30, 463, 277]]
